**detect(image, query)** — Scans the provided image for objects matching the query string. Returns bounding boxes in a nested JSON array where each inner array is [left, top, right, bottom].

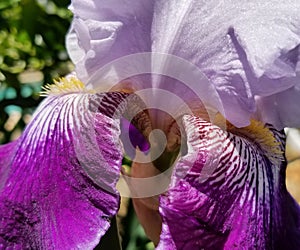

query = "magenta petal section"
[[0, 91, 129, 249], [158, 115, 300, 249]]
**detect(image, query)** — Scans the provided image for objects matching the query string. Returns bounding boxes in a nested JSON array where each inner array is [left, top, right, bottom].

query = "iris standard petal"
[[151, 0, 300, 128], [158, 115, 300, 249], [66, 0, 300, 128], [256, 76, 300, 129], [66, 0, 154, 85], [0, 79, 130, 249]]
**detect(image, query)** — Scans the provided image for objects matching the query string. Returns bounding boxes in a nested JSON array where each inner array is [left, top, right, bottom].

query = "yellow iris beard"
[[227, 119, 284, 165], [40, 77, 284, 165], [41, 77, 92, 96]]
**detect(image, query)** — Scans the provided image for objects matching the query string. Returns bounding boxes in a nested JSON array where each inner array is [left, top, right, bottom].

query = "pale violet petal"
[[256, 81, 300, 128], [151, 0, 300, 127], [66, 0, 153, 86], [66, 0, 300, 127]]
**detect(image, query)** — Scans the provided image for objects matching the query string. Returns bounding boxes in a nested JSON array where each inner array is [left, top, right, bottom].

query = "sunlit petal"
[[66, 0, 153, 85], [158, 115, 300, 249], [0, 80, 130, 249], [152, 0, 300, 128], [66, 0, 300, 128]]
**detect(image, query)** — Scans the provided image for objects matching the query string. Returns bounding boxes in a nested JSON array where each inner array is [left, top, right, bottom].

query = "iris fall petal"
[[158, 115, 300, 249], [0, 82, 130, 249]]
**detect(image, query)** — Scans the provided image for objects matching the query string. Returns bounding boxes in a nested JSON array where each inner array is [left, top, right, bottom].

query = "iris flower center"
[[42, 77, 283, 173]]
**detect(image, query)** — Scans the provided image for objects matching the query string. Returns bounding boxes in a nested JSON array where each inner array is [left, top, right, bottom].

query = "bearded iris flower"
[[1, 0, 300, 249]]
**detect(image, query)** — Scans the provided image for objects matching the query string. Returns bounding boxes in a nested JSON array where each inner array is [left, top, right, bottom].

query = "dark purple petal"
[[0, 89, 129, 249], [158, 115, 300, 249], [120, 118, 150, 159]]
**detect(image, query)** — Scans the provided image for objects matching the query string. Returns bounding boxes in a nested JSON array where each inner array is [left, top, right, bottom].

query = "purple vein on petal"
[[0, 80, 130, 249], [157, 115, 300, 250]]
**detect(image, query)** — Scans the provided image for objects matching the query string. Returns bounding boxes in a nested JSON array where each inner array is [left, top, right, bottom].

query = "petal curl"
[[0, 84, 130, 249], [151, 0, 300, 128], [66, 0, 154, 85], [158, 115, 300, 249]]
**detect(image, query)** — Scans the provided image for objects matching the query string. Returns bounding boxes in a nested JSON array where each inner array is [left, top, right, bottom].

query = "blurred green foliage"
[[0, 0, 73, 143], [0, 1, 155, 249]]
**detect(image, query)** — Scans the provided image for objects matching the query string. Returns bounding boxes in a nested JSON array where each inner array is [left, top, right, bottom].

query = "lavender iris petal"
[[67, 0, 300, 129], [66, 0, 154, 85]]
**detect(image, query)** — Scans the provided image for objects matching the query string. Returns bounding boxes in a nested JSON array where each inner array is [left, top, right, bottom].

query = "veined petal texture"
[[0, 88, 129, 249], [158, 115, 300, 249]]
